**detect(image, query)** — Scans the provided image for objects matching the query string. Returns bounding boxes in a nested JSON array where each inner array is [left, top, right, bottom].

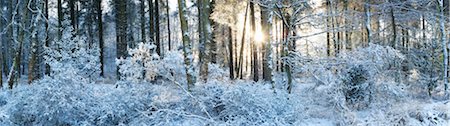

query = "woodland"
[[0, 0, 449, 125]]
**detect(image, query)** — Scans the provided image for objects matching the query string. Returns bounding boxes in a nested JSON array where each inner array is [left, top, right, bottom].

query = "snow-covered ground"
[[0, 45, 449, 126]]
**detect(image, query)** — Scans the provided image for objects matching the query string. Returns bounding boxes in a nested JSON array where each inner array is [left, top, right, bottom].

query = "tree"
[[98, 0, 105, 76], [438, 0, 449, 94], [155, 0, 161, 56], [116, 0, 128, 79], [140, 0, 146, 43], [177, 0, 196, 89], [166, 0, 171, 51], [260, 0, 273, 84], [250, 1, 258, 82], [58, 0, 63, 38], [7, 0, 30, 88], [199, 0, 213, 82]]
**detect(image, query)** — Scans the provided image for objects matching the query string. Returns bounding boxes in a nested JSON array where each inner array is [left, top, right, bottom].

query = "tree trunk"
[[389, 0, 397, 48], [155, 0, 161, 56], [199, 0, 213, 82], [149, 0, 154, 42], [98, 0, 104, 77], [116, 0, 128, 79], [58, 0, 63, 39], [177, 0, 196, 90], [261, 4, 273, 84], [140, 0, 146, 43], [439, 0, 449, 94], [238, 3, 249, 79], [8, 0, 29, 88], [365, 0, 371, 44], [250, 1, 258, 82], [166, 0, 171, 51], [228, 27, 234, 79]]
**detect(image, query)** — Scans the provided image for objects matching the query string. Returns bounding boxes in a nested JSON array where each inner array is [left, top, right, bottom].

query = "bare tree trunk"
[[439, 0, 449, 94], [228, 27, 234, 79], [389, 0, 397, 48], [140, 0, 146, 43], [365, 0, 372, 44], [250, 1, 258, 82], [8, 0, 29, 88], [238, 3, 249, 79], [199, 0, 213, 82], [177, 0, 196, 89], [166, 0, 171, 51], [58, 0, 63, 39], [116, 0, 128, 79], [155, 0, 161, 56], [98, 0, 104, 76], [149, 0, 154, 43], [261, 3, 273, 84]]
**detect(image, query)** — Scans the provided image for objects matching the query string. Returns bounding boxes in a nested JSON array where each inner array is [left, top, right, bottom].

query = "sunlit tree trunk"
[[177, 0, 196, 89], [364, 0, 371, 44], [260, 2, 273, 84], [238, 3, 249, 79], [250, 1, 258, 81]]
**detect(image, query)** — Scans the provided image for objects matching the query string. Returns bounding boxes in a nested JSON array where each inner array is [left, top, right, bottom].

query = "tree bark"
[[98, 0, 104, 76], [166, 0, 171, 51], [199, 0, 213, 82], [261, 3, 273, 84], [177, 0, 196, 89], [155, 0, 161, 56], [141, 0, 146, 43], [115, 0, 128, 79], [250, 1, 258, 82]]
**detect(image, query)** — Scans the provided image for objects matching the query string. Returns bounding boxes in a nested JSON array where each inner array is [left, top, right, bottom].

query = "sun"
[[254, 31, 264, 44]]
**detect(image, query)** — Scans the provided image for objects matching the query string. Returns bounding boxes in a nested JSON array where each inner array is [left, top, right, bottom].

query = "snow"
[[1, 43, 449, 125]]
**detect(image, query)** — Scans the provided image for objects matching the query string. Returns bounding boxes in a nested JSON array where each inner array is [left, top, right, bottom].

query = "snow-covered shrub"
[[44, 19, 100, 83], [156, 50, 186, 83], [341, 65, 374, 110], [117, 42, 160, 83]]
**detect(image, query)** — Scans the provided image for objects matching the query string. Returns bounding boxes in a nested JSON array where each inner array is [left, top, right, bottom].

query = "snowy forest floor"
[[1, 45, 450, 125]]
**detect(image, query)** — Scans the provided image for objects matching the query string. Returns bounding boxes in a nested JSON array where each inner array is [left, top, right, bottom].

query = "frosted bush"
[[44, 19, 100, 83], [117, 42, 160, 83]]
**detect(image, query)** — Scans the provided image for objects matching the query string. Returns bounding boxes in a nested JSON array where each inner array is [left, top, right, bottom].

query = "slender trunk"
[[261, 4, 273, 84], [228, 27, 234, 79], [439, 0, 449, 94], [140, 0, 146, 43], [365, 1, 371, 44], [155, 0, 161, 56], [9, 0, 29, 88], [116, 0, 128, 79], [199, 0, 212, 82], [390, 0, 397, 48], [45, 0, 50, 76], [238, 3, 249, 79], [98, 0, 104, 76], [250, 2, 258, 82], [58, 0, 63, 39], [177, 0, 196, 89], [149, 0, 154, 42], [166, 0, 171, 51]]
